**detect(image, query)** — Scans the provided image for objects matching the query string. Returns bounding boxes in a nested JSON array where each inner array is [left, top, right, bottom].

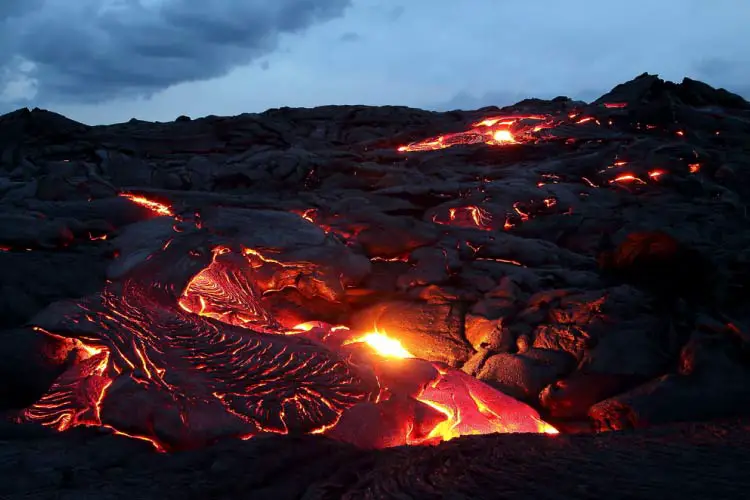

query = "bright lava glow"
[[492, 129, 515, 143], [345, 331, 414, 358], [119, 193, 174, 216], [396, 114, 555, 152]]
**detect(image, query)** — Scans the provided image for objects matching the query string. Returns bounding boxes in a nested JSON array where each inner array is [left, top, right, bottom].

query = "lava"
[[119, 193, 174, 216], [19, 238, 556, 451], [324, 327, 557, 444], [20, 120, 612, 451], [177, 245, 277, 331], [397, 114, 557, 152], [433, 205, 493, 230], [344, 330, 415, 359], [611, 174, 646, 185]]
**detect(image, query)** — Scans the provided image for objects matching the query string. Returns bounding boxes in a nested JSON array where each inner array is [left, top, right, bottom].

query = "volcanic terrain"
[[1, 73, 750, 498]]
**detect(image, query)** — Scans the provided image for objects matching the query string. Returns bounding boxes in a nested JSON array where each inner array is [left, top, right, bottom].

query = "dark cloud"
[[0, 0, 43, 20], [1, 0, 351, 103]]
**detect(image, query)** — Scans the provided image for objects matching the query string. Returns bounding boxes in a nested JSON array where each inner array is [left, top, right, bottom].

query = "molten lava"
[[347, 330, 559, 441], [395, 109, 704, 217], [18, 237, 556, 451], [432, 205, 493, 231], [119, 193, 174, 216], [397, 115, 557, 152], [344, 330, 415, 359]]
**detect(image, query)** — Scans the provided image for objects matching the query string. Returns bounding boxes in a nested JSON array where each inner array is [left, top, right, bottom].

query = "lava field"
[[1, 73, 750, 498]]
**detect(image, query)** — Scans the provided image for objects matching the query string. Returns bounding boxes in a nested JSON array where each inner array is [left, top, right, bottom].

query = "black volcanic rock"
[[594, 72, 750, 110], [678, 77, 750, 109], [1, 420, 750, 499], [593, 72, 667, 106], [1, 74, 750, 497], [598, 230, 717, 303]]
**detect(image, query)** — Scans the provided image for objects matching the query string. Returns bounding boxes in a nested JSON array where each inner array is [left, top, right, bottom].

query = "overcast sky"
[[1, 0, 748, 125]]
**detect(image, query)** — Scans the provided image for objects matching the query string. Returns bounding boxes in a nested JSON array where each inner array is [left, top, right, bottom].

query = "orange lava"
[[433, 205, 493, 230], [22, 242, 556, 451], [338, 328, 557, 442], [397, 115, 556, 152], [413, 368, 559, 441], [344, 330, 415, 359], [119, 193, 174, 216], [177, 246, 277, 331], [611, 174, 646, 185]]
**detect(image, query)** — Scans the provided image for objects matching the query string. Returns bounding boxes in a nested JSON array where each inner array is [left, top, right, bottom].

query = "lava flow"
[[332, 328, 558, 445], [119, 193, 174, 216], [397, 115, 557, 152], [16, 229, 556, 452]]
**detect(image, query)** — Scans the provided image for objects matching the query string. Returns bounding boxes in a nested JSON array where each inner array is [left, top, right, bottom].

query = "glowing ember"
[[119, 193, 174, 217]]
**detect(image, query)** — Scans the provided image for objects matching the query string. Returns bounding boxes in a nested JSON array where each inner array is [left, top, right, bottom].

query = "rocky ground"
[[2, 419, 750, 499], [2, 73, 750, 497]]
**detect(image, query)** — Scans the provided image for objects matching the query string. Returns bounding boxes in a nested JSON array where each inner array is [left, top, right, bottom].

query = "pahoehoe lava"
[[2, 73, 750, 498]]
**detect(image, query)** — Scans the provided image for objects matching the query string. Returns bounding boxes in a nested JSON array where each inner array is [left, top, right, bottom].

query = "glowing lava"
[[397, 115, 556, 152], [332, 327, 557, 443], [119, 193, 174, 217], [19, 240, 556, 451], [344, 330, 415, 359], [433, 205, 493, 230]]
